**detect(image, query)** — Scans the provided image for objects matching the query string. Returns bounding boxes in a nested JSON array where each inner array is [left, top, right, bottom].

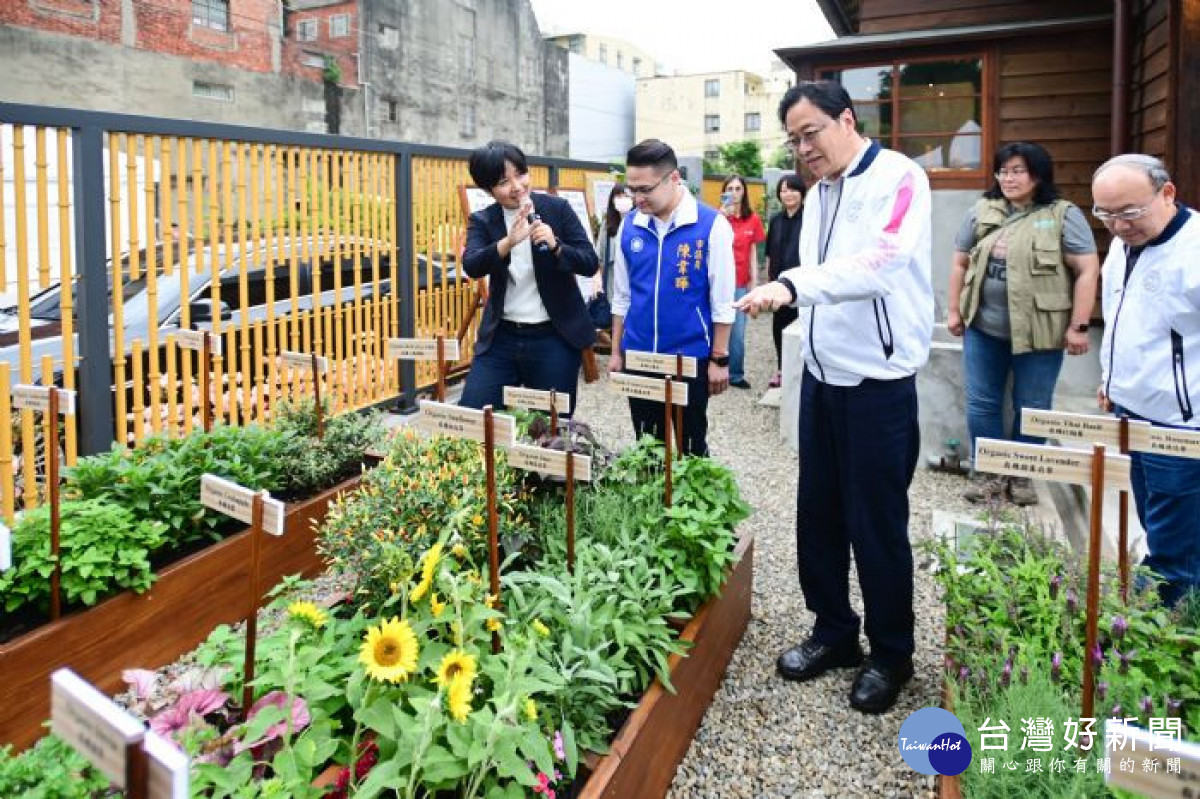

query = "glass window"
[[705, 78, 720, 98], [329, 14, 350, 38], [297, 19, 318, 41], [745, 112, 761, 132], [192, 81, 234, 102], [617, 52, 624, 70], [598, 43, 607, 64], [191, 0, 229, 32], [820, 57, 985, 174], [704, 114, 720, 133], [379, 24, 398, 49]]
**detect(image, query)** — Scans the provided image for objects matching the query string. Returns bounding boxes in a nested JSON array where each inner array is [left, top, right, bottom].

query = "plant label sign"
[[387, 337, 460, 362], [1127, 423, 1200, 459], [11, 384, 76, 415], [624, 350, 699, 379], [200, 474, 284, 536], [507, 442, 592, 482], [174, 328, 222, 355], [1104, 720, 1200, 794], [51, 668, 146, 788], [0, 521, 10, 572], [1021, 408, 1127, 447], [974, 438, 1131, 491], [502, 385, 573, 414], [279, 349, 329, 373], [610, 372, 689, 406], [144, 730, 189, 799], [415, 400, 515, 446]]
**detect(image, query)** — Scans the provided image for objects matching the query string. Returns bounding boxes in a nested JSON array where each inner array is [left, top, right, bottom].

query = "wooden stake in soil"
[[436, 332, 446, 403], [242, 492, 265, 719], [1082, 442, 1107, 725], [674, 353, 685, 458], [484, 405, 501, 655], [200, 334, 212, 432], [549, 389, 559, 438], [311, 352, 325, 440], [565, 427, 576, 575], [664, 376, 673, 508], [1118, 416, 1130, 603], [47, 387, 61, 620]]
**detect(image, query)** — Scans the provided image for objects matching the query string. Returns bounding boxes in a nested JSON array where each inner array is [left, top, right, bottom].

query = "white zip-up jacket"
[[1100, 204, 1200, 427], [778, 140, 934, 386]]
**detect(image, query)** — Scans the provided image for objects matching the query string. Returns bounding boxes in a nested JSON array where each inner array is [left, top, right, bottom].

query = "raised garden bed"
[[0, 473, 362, 751], [580, 534, 753, 798]]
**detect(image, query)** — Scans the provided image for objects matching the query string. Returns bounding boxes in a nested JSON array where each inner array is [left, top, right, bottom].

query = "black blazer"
[[463, 193, 598, 355]]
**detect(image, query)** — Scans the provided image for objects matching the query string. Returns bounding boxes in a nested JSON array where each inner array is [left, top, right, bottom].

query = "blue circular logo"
[[898, 707, 972, 776], [630, 237, 645, 253]]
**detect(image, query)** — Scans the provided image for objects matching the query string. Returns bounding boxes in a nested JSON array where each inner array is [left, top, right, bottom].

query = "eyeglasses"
[[994, 168, 1029, 180], [785, 122, 831, 151], [626, 173, 671, 196], [1092, 203, 1155, 223]]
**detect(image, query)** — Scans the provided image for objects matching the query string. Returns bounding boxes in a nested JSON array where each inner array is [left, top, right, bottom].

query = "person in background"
[[946, 141, 1099, 506], [764, 173, 806, 388], [722, 174, 766, 389], [737, 80, 933, 714], [1095, 153, 1200, 607], [609, 139, 735, 456], [589, 184, 632, 348], [460, 140, 598, 411]]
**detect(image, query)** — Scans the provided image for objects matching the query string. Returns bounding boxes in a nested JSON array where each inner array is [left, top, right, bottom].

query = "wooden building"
[[774, 0, 1198, 219]]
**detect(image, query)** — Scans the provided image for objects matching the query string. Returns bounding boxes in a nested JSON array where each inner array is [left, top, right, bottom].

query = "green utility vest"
[[959, 198, 1074, 354]]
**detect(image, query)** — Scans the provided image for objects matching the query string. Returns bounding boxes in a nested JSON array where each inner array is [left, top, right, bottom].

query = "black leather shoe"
[[730, 379, 752, 389], [849, 658, 914, 714], [777, 637, 864, 682]]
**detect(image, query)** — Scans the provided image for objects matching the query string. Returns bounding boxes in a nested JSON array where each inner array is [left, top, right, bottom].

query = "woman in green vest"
[[947, 141, 1100, 505]]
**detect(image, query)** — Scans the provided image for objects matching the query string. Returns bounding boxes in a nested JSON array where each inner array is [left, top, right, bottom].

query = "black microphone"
[[528, 212, 551, 253]]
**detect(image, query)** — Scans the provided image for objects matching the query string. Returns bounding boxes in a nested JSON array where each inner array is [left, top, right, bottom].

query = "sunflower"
[[430, 592, 447, 618], [523, 698, 538, 722], [359, 617, 419, 683], [486, 617, 503, 633], [446, 672, 473, 722], [435, 650, 478, 688], [287, 601, 328, 628], [410, 543, 444, 602]]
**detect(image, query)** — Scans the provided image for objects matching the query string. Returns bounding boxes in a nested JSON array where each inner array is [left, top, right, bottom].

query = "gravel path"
[[573, 313, 980, 799]]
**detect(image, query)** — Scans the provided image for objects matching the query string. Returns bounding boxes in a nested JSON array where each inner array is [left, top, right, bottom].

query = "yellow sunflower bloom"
[[430, 592, 447, 618], [531, 619, 550, 638], [446, 673, 473, 722], [452, 544, 468, 559], [523, 697, 538, 722], [359, 617, 419, 683], [410, 543, 444, 602], [287, 601, 328, 628], [435, 650, 478, 688], [486, 617, 502, 633]]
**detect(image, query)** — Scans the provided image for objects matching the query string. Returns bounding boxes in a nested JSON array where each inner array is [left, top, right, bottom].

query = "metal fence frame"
[[0, 101, 610, 457]]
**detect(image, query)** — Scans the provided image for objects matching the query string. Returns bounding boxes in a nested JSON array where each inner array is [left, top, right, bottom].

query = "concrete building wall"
[[284, 0, 359, 86], [567, 53, 633, 163], [545, 33, 658, 78], [636, 70, 786, 162]]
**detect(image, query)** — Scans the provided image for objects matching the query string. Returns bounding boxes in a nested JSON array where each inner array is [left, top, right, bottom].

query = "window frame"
[[191, 0, 230, 32], [744, 112, 761, 132], [329, 13, 350, 38], [811, 48, 995, 189], [296, 18, 318, 41], [704, 78, 720, 98], [704, 114, 721, 133]]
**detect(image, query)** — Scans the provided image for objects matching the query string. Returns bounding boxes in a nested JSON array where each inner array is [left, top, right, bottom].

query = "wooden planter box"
[[579, 534, 753, 799], [0, 474, 362, 751]]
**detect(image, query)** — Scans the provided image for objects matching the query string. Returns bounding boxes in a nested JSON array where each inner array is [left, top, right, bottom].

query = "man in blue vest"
[[608, 139, 736, 455]]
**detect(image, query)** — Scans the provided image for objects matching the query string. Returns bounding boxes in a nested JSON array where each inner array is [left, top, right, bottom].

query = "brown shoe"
[[1008, 476, 1039, 506], [963, 474, 1005, 504]]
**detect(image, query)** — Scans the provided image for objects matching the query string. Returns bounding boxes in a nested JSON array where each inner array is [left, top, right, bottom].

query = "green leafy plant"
[[0, 734, 111, 798], [0, 498, 167, 614], [269, 400, 383, 498]]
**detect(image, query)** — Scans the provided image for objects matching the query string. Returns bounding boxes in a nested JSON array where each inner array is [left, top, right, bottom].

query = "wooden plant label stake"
[[1118, 417, 1130, 603], [143, 731, 189, 799], [199, 475, 280, 718], [280, 350, 330, 439], [973, 438, 1131, 491], [1082, 443, 1106, 724], [624, 349, 698, 379], [176, 329, 220, 432], [1104, 720, 1200, 794], [386, 336, 461, 362], [609, 371, 689, 406], [674, 354, 686, 460], [506, 443, 592, 483], [415, 400, 516, 446], [484, 406, 501, 655], [1021, 408, 1126, 446], [13, 383, 73, 619], [502, 386, 574, 415], [436, 334, 446, 403], [664, 376, 673, 508], [0, 521, 10, 572], [51, 668, 148, 795]]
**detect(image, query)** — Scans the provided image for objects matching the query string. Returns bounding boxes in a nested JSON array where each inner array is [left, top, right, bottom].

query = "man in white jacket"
[[1095, 154, 1200, 607], [738, 81, 933, 714]]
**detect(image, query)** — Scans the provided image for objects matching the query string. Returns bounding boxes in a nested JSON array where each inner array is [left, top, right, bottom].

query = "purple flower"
[[1050, 573, 1063, 599], [1167, 697, 1183, 717], [1111, 615, 1128, 641], [944, 654, 956, 673], [1000, 660, 1013, 688], [1091, 644, 1104, 668], [1111, 703, 1123, 718], [553, 730, 566, 761], [958, 665, 971, 683], [1140, 696, 1153, 716], [1051, 653, 1062, 683], [1065, 588, 1079, 614], [1119, 648, 1137, 675], [1097, 681, 1109, 702]]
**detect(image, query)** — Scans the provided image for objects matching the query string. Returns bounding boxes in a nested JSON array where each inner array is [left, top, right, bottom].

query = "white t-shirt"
[[501, 205, 551, 323]]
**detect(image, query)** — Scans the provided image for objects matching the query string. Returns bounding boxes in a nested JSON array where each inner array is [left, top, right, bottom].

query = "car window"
[[28, 276, 148, 321]]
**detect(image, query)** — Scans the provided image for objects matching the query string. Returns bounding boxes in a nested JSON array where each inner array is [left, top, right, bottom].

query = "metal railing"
[[0, 102, 611, 520]]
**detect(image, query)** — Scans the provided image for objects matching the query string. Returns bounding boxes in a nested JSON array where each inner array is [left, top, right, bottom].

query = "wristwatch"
[[1071, 322, 1090, 333], [711, 352, 730, 367]]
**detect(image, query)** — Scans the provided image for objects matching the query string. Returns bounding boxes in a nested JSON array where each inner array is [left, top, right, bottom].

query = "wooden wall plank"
[[859, 0, 1099, 34]]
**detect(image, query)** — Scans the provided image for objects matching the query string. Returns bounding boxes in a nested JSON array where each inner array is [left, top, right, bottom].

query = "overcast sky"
[[529, 0, 836, 75]]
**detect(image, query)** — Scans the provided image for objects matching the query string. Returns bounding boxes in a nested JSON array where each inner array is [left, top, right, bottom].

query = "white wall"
[[567, 53, 634, 163]]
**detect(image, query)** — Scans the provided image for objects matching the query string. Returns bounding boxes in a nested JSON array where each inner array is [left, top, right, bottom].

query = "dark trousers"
[[626, 361, 711, 456], [797, 368, 920, 665], [460, 323, 580, 412], [772, 306, 800, 370]]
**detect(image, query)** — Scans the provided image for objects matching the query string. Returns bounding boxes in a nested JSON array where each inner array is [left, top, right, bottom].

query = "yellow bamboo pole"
[[13, 126, 38, 508], [0, 126, 7, 289], [0, 364, 14, 523], [34, 128, 51, 292], [56, 129, 77, 464], [213, 139, 231, 425], [367, 153, 382, 403], [286, 147, 300, 352], [249, 144, 267, 423], [126, 135, 141, 281], [165, 335, 178, 437], [179, 139, 195, 435], [350, 151, 364, 408], [109, 133, 128, 446], [161, 138, 175, 278], [131, 340, 145, 444], [144, 136, 162, 437], [329, 150, 343, 411], [387, 153, 399, 394], [236, 142, 251, 426], [265, 145, 281, 422]]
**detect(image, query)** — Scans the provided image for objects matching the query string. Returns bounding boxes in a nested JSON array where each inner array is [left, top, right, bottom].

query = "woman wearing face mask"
[[589, 185, 632, 338], [460, 140, 599, 412], [764, 173, 806, 388], [721, 174, 765, 389]]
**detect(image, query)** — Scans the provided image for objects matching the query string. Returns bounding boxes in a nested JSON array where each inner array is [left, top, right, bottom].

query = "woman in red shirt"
[[721, 174, 766, 389]]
